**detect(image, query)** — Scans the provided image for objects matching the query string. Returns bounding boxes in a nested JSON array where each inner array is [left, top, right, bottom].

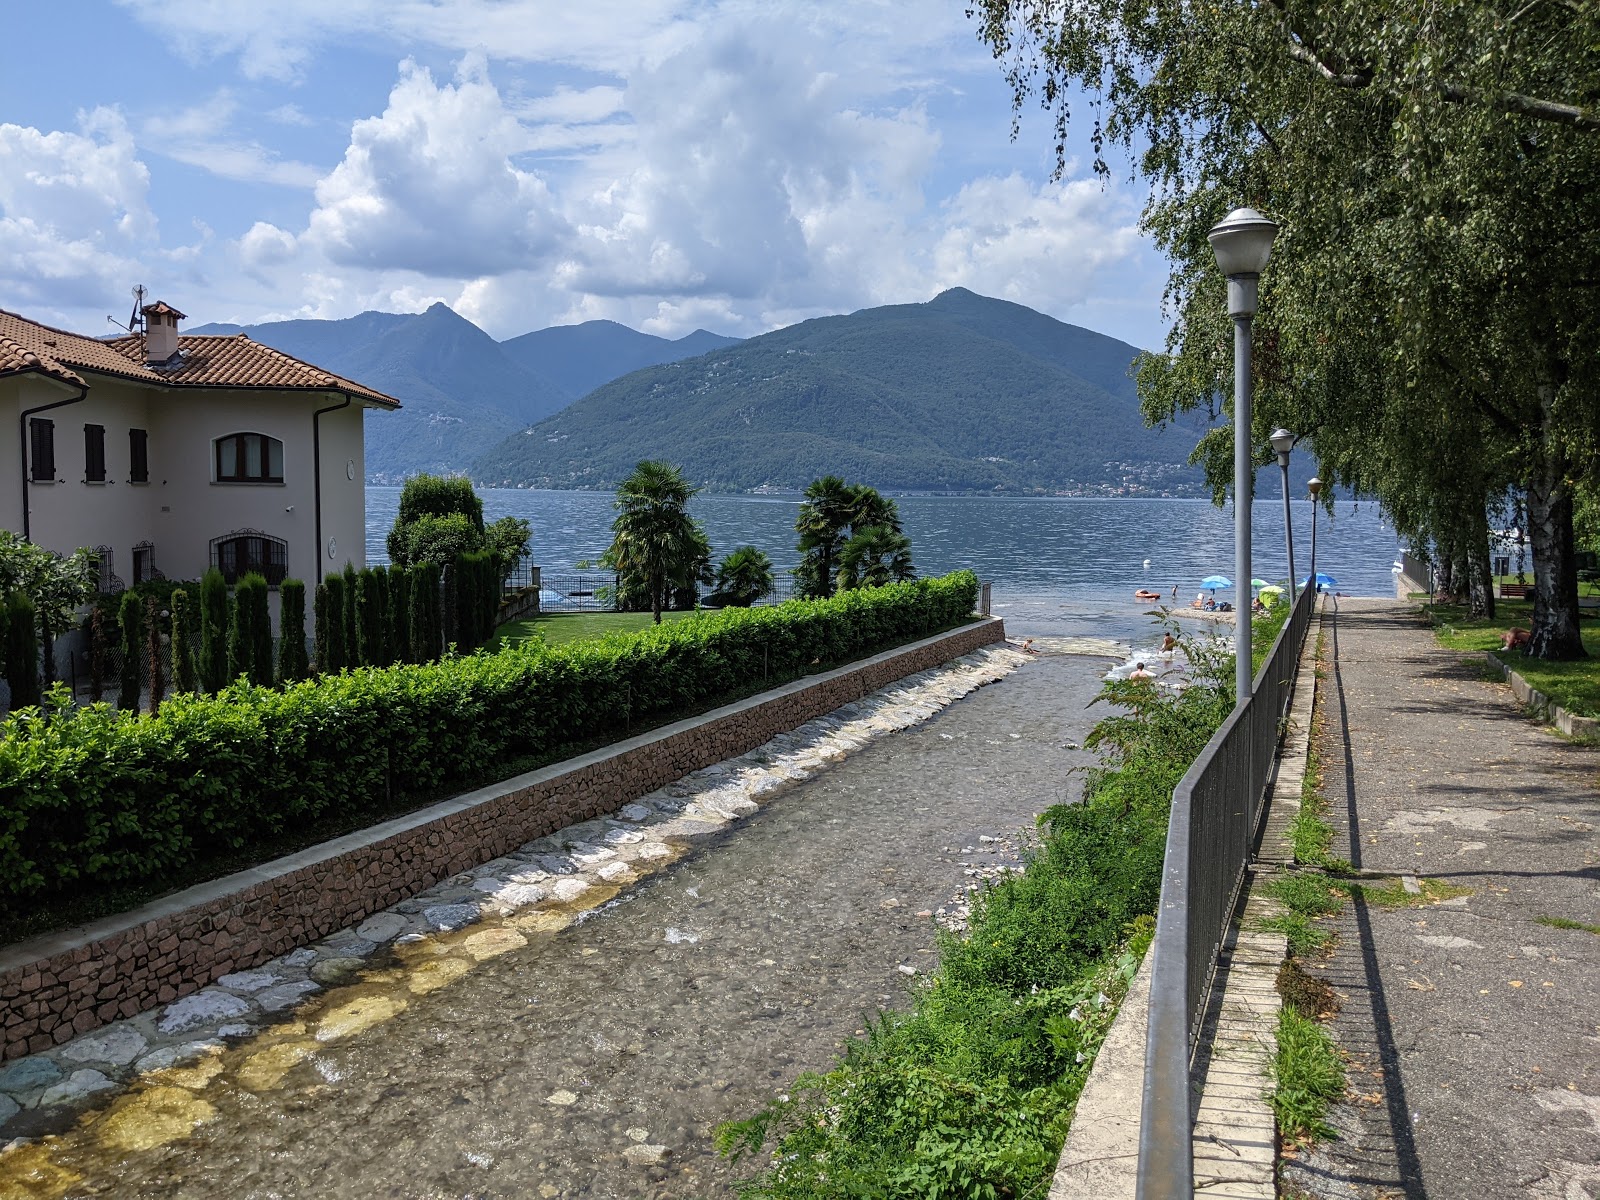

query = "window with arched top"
[[211, 530, 288, 585], [214, 432, 284, 483]]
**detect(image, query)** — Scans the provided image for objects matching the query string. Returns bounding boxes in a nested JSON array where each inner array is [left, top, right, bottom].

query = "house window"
[[211, 530, 288, 585], [132, 542, 156, 584], [84, 424, 106, 483], [129, 428, 149, 483], [214, 433, 284, 483], [29, 418, 55, 482]]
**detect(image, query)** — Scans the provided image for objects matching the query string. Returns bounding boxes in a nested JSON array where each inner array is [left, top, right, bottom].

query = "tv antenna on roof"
[[107, 284, 147, 336]]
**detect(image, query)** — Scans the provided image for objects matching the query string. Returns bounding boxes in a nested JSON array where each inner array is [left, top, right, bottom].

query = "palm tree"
[[604, 460, 707, 624], [794, 476, 857, 598], [838, 525, 916, 590], [846, 485, 902, 537], [708, 545, 775, 607]]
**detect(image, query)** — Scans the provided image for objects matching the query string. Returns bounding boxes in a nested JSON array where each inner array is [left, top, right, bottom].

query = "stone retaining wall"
[[1483, 652, 1599, 739], [0, 618, 1005, 1062]]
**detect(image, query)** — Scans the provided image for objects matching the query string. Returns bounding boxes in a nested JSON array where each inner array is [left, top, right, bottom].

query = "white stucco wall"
[[2, 371, 381, 589]]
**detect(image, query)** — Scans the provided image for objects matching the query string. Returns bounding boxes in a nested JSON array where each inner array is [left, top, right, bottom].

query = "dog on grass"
[[1500, 627, 1532, 651]]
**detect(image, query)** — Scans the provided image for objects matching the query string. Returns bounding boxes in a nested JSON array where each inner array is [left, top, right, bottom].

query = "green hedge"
[[0, 571, 977, 904]]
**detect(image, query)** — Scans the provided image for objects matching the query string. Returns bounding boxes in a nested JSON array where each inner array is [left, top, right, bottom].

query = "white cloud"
[[931, 174, 1142, 313], [302, 54, 569, 276], [0, 108, 154, 310], [140, 91, 320, 188]]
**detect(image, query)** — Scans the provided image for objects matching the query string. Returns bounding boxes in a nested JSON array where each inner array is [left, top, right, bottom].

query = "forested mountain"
[[499, 321, 739, 401], [190, 308, 739, 479], [474, 288, 1211, 495]]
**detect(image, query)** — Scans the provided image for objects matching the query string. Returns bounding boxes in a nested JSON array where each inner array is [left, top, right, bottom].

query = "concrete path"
[[1284, 599, 1600, 1200]]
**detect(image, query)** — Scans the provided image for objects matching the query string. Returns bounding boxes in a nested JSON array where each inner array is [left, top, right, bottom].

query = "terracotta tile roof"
[[141, 301, 187, 319], [0, 308, 400, 409]]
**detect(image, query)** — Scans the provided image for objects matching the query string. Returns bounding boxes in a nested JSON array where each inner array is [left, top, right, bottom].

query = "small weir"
[[2, 637, 1132, 1199]]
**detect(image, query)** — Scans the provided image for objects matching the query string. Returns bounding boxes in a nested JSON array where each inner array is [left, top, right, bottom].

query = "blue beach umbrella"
[[1304, 572, 1337, 591], [1199, 575, 1232, 590]]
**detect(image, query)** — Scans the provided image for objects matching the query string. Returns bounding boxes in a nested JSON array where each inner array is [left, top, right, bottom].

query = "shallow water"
[[18, 654, 1110, 1199]]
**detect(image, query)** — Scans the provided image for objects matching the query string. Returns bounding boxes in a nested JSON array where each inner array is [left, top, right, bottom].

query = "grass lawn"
[[488, 608, 700, 649], [1425, 599, 1600, 718]]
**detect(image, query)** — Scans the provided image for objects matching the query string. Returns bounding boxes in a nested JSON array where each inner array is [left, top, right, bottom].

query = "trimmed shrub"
[[199, 569, 228, 693], [318, 574, 347, 673], [357, 568, 388, 668], [117, 591, 143, 711], [227, 582, 249, 685], [0, 572, 978, 903], [239, 574, 273, 687], [342, 562, 360, 665], [89, 605, 108, 702], [146, 596, 166, 715], [3, 595, 37, 710], [411, 561, 442, 662], [389, 566, 412, 665], [171, 588, 199, 694], [278, 579, 309, 683]]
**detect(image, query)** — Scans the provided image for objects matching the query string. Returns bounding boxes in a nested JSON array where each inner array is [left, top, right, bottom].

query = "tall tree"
[[603, 460, 709, 624], [170, 587, 199, 693], [972, 0, 1600, 658]]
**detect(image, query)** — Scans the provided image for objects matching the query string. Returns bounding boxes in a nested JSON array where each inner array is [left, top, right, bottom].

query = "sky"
[[0, 1, 1171, 348]]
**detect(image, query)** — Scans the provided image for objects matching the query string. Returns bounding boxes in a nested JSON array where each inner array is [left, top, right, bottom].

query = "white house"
[[0, 302, 400, 595]]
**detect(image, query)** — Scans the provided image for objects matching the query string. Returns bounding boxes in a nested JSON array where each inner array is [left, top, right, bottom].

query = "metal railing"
[[1137, 582, 1316, 1197]]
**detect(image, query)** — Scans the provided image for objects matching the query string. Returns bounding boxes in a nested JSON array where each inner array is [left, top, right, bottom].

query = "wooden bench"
[[1500, 583, 1532, 599]]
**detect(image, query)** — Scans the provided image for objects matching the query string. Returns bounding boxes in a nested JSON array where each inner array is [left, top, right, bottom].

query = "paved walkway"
[[1283, 599, 1600, 1200]]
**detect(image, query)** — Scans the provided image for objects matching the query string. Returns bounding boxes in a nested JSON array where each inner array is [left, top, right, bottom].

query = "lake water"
[[366, 489, 1399, 641]]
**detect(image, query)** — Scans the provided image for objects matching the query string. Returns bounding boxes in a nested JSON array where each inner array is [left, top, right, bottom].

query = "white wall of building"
[[2, 371, 380, 589]]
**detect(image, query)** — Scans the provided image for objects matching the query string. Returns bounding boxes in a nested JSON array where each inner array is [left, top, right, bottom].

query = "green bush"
[[4, 595, 37, 710], [341, 563, 359, 664], [171, 589, 199, 694], [199, 569, 228, 693], [145, 596, 165, 715], [278, 579, 309, 683], [316, 574, 347, 673], [411, 561, 442, 661], [0, 572, 977, 904], [388, 566, 412, 665], [393, 474, 484, 535], [241, 575, 273, 687], [117, 591, 143, 711]]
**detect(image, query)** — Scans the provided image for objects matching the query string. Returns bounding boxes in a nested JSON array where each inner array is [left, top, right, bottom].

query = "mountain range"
[[473, 288, 1212, 495], [190, 307, 739, 479]]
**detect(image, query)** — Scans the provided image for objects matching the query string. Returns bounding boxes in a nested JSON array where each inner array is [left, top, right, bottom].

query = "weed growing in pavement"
[[1535, 915, 1600, 936], [1271, 1006, 1346, 1146], [1276, 959, 1339, 1021], [1261, 871, 1344, 957], [1339, 877, 1473, 909]]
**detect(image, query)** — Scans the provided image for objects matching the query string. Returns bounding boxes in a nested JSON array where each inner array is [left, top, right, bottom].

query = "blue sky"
[[0, 1, 1169, 347]]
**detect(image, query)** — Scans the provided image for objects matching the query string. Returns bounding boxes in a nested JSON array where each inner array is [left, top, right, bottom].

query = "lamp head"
[[1307, 476, 1322, 498], [1209, 207, 1279, 316], [1269, 427, 1294, 465]]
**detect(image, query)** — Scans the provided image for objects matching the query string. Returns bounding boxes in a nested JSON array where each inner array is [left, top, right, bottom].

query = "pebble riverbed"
[[0, 638, 1126, 1199]]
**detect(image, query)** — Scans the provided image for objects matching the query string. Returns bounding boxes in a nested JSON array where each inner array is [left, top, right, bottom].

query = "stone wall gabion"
[[0, 619, 1005, 1061]]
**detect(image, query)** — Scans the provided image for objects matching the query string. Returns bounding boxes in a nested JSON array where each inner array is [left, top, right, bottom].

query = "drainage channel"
[[2, 646, 1117, 1199]]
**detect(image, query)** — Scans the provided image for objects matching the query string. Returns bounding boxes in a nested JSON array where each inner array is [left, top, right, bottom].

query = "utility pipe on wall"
[[312, 394, 352, 584]]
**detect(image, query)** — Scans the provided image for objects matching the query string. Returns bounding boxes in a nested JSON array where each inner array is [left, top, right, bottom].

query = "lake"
[[367, 489, 1399, 642]]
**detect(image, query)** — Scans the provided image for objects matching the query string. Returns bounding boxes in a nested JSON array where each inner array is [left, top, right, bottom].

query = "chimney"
[[141, 301, 187, 364]]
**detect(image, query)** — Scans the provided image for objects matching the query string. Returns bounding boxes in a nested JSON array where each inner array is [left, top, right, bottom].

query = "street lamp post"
[[1271, 428, 1297, 605], [1208, 207, 1279, 707], [1307, 477, 1322, 590]]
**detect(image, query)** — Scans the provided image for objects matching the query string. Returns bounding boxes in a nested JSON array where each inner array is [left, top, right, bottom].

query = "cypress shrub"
[[342, 562, 360, 666], [414, 561, 443, 662], [199, 568, 229, 693], [356, 569, 387, 668], [313, 580, 330, 673], [227, 580, 250, 685], [371, 568, 392, 665], [145, 596, 165, 715], [0, 601, 8, 706], [389, 566, 412, 665], [171, 588, 199, 694], [278, 579, 309, 683], [89, 606, 108, 702], [321, 574, 348, 672], [117, 591, 143, 711], [242, 574, 273, 687], [3, 595, 37, 710]]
